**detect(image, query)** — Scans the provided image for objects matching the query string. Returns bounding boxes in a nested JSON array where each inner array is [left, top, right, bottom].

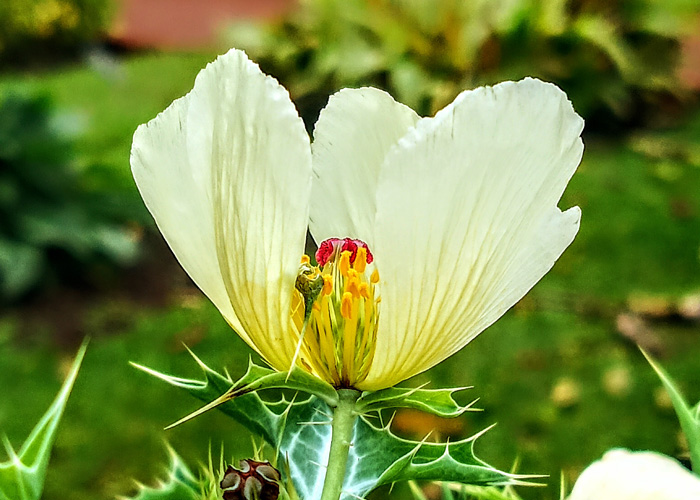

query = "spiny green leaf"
[[642, 349, 700, 473], [132, 355, 337, 430], [362, 422, 536, 491], [224, 357, 338, 406], [356, 386, 477, 418], [0, 341, 86, 500], [120, 447, 200, 500], [137, 353, 533, 499]]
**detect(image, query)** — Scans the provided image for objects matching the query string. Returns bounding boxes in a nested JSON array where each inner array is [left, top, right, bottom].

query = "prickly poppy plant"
[[129, 48, 584, 500]]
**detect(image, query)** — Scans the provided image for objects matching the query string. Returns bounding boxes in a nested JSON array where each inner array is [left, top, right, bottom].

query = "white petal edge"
[[131, 49, 312, 370], [309, 87, 420, 247], [361, 78, 584, 389], [568, 449, 700, 500]]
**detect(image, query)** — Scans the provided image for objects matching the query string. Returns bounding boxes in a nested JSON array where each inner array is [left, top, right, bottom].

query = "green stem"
[[320, 389, 360, 500]]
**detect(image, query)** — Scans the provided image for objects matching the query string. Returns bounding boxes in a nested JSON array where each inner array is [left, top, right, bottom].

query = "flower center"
[[292, 238, 380, 388]]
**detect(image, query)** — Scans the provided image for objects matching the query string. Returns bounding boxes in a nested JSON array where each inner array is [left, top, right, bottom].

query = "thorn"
[[418, 429, 435, 447], [206, 442, 213, 473], [509, 456, 522, 474], [312, 406, 332, 419], [298, 421, 332, 426], [470, 422, 497, 443], [164, 390, 234, 430], [130, 362, 204, 388], [403, 382, 430, 397], [385, 411, 397, 430], [452, 385, 473, 392], [182, 344, 212, 373], [1, 434, 17, 460], [465, 397, 482, 412], [559, 470, 567, 500]]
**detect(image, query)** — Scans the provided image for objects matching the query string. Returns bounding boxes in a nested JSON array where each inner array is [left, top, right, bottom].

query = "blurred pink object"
[[679, 16, 700, 90], [111, 0, 295, 49], [568, 449, 700, 500]]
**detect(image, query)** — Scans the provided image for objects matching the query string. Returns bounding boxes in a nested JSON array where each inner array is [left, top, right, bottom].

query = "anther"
[[341, 292, 353, 319], [322, 275, 333, 295], [347, 278, 361, 299], [339, 251, 352, 277], [355, 247, 368, 273]]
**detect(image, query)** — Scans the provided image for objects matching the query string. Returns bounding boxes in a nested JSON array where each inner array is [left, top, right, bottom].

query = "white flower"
[[568, 449, 700, 500], [130, 48, 583, 391]]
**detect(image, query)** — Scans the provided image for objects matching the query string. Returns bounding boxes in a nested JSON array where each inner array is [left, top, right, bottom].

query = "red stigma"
[[315, 238, 373, 267]]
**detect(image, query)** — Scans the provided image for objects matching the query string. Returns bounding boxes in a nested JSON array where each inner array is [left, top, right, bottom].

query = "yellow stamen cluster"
[[291, 246, 380, 387]]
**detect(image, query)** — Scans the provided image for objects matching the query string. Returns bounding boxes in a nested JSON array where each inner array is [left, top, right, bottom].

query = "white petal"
[[568, 449, 700, 500], [362, 78, 583, 389], [309, 87, 419, 247], [131, 49, 312, 369]]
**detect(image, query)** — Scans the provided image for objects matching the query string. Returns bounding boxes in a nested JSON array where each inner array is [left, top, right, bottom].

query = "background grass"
[[0, 50, 699, 500]]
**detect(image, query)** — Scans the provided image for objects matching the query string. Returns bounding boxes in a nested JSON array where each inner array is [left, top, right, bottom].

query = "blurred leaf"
[[408, 480, 430, 500], [536, 0, 568, 36], [0, 0, 115, 66], [625, 0, 700, 37], [642, 350, 700, 473], [227, 0, 693, 126], [389, 59, 434, 111], [92, 225, 139, 264], [0, 238, 44, 299], [573, 15, 637, 81], [0, 92, 140, 301], [123, 447, 200, 500], [0, 342, 86, 500]]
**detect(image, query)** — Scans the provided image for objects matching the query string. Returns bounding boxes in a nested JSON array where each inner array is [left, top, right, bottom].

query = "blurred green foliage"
[[228, 0, 698, 128], [0, 92, 138, 301], [0, 0, 114, 66], [0, 343, 84, 500]]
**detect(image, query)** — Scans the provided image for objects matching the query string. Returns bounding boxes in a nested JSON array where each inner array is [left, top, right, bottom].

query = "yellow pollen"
[[322, 275, 333, 295], [300, 255, 310, 265], [359, 282, 370, 299], [355, 247, 367, 273], [340, 292, 354, 319], [370, 269, 380, 284], [339, 251, 351, 277]]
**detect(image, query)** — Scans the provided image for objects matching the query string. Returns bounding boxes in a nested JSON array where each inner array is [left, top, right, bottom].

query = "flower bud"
[[220, 459, 281, 500]]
